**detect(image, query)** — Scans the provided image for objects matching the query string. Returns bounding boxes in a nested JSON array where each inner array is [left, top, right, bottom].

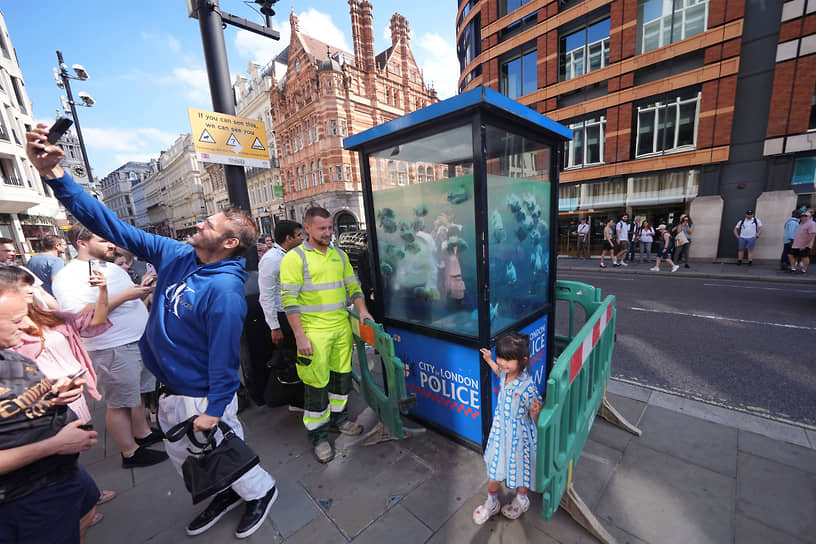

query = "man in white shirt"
[[576, 218, 590, 259], [53, 223, 167, 468], [733, 210, 763, 265], [614, 214, 631, 267]]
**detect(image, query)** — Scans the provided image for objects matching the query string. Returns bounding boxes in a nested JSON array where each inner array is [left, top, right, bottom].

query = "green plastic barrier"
[[347, 310, 416, 439], [537, 280, 616, 518]]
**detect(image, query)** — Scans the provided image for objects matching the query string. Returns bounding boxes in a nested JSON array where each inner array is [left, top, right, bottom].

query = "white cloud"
[[158, 67, 210, 105], [415, 32, 458, 99], [83, 127, 177, 153], [234, 8, 350, 66], [141, 32, 182, 55]]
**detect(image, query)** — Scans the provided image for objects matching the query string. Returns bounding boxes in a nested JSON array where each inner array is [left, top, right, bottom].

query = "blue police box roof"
[[344, 86, 572, 150]]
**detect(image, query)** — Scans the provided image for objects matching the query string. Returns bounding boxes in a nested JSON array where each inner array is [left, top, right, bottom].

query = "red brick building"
[[457, 0, 815, 261], [270, 2, 438, 232]]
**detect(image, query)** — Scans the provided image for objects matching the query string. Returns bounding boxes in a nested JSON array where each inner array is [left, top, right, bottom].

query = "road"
[[558, 269, 816, 428]]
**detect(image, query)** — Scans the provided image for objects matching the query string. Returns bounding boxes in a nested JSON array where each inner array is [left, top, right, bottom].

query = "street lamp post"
[[54, 50, 96, 190]]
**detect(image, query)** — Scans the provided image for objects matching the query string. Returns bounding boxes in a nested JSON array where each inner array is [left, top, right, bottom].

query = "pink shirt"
[[792, 219, 816, 249]]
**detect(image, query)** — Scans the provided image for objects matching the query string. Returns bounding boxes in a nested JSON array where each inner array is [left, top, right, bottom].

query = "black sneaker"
[[135, 428, 164, 447], [684, 264, 690, 268], [187, 488, 243, 536], [121, 446, 168, 468], [737, 260, 742, 266], [748, 261, 752, 266], [235, 486, 278, 539]]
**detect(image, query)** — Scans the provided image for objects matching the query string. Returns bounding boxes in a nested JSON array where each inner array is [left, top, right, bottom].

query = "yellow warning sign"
[[187, 107, 270, 168]]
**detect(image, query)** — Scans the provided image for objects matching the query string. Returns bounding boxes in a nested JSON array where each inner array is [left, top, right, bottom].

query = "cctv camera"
[[53, 68, 64, 89], [72, 64, 89, 80], [77, 91, 95, 106], [60, 96, 73, 116]]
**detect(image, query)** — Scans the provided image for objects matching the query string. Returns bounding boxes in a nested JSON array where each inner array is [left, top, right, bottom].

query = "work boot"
[[187, 488, 242, 536], [314, 441, 334, 463], [334, 420, 363, 436], [235, 486, 278, 539]]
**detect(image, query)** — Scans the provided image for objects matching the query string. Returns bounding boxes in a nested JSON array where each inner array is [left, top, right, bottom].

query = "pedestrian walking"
[[734, 210, 762, 265], [473, 333, 542, 525], [280, 207, 373, 464], [27, 125, 279, 539], [781, 209, 801, 270], [26, 234, 67, 295], [599, 219, 617, 268], [624, 216, 638, 263], [638, 220, 655, 263], [787, 210, 816, 274], [650, 225, 679, 272], [614, 214, 631, 266], [673, 215, 694, 268], [576, 218, 590, 259]]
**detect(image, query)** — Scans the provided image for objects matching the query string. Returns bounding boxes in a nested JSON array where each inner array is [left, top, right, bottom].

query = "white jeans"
[[158, 393, 275, 501]]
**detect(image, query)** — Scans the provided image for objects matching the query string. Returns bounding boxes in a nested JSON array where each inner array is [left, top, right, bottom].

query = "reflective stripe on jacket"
[[280, 241, 362, 329]]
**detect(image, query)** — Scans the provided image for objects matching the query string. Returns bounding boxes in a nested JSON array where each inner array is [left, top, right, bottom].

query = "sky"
[[2, 1, 460, 179]]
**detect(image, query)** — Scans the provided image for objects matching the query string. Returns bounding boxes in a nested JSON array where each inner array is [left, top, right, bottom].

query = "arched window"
[[417, 166, 424, 184], [335, 211, 358, 234], [388, 161, 396, 185], [426, 166, 434, 182]]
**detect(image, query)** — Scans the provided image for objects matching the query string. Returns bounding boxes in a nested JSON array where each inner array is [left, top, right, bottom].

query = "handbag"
[[164, 416, 260, 504], [675, 230, 688, 245]]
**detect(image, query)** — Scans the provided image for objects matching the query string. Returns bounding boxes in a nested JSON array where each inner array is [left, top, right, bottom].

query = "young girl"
[[474, 332, 542, 524]]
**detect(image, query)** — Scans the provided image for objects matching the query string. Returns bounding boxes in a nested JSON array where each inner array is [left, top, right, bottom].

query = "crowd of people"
[[592, 213, 695, 272]]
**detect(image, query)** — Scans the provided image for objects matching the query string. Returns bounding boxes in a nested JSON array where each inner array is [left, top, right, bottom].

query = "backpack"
[[737, 217, 757, 235]]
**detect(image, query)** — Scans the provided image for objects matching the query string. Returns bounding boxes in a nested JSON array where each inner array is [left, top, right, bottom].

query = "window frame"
[[564, 115, 606, 169], [634, 92, 701, 158], [560, 18, 611, 82], [639, 0, 709, 54], [500, 46, 537, 99]]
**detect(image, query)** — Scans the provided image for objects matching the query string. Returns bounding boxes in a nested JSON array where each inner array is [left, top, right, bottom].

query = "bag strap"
[[164, 416, 235, 449]]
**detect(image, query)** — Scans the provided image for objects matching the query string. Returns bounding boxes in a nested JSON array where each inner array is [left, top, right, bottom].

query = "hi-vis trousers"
[[297, 321, 353, 446]]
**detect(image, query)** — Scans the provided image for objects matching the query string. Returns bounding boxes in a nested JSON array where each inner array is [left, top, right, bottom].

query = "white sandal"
[[501, 495, 530, 519], [472, 500, 500, 525]]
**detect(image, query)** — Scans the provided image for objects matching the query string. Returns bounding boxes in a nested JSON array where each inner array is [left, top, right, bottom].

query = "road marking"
[[628, 306, 816, 331], [703, 282, 816, 293], [562, 272, 634, 281]]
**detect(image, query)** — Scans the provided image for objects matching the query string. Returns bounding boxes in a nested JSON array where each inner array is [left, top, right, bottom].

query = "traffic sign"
[[188, 107, 270, 168]]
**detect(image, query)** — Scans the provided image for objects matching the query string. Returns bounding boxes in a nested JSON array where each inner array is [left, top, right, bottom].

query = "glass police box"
[[345, 87, 571, 449]]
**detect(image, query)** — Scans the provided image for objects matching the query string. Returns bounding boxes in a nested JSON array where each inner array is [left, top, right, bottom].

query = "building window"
[[561, 19, 610, 81], [344, 164, 352, 181], [417, 166, 424, 184], [635, 92, 700, 157], [426, 166, 434, 182], [499, 0, 532, 17], [388, 161, 396, 185], [564, 116, 606, 169], [810, 85, 816, 131], [306, 131, 312, 145], [335, 165, 342, 181], [500, 48, 536, 99], [314, 126, 319, 142], [458, 14, 482, 73], [340, 119, 347, 136], [331, 120, 338, 136], [638, 0, 708, 54]]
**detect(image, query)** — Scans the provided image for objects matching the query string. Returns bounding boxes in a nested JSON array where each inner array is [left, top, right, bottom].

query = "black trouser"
[[781, 242, 793, 266]]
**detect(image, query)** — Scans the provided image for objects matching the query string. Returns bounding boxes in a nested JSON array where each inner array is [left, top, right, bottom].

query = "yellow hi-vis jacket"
[[280, 241, 363, 330]]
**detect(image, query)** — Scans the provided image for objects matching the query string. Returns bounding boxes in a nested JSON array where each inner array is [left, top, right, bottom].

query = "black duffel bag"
[[164, 416, 259, 504], [263, 348, 304, 409]]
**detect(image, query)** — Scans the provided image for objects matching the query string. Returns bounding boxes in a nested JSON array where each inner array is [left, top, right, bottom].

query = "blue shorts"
[[0, 465, 99, 544], [658, 247, 671, 259], [738, 238, 756, 250]]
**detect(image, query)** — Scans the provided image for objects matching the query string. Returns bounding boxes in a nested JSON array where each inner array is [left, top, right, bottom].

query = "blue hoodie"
[[46, 173, 247, 417]]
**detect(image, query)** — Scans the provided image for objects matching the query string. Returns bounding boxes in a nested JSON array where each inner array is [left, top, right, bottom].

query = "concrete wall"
[[754, 189, 798, 260], [689, 195, 724, 260]]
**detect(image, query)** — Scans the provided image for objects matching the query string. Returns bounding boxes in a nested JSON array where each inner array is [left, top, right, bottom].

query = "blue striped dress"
[[484, 370, 538, 489]]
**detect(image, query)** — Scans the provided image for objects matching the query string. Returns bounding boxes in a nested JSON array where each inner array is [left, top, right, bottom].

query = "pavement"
[[81, 260, 815, 543], [557, 255, 815, 284]]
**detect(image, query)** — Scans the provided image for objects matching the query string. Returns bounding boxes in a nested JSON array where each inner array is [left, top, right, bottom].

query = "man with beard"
[[27, 124, 278, 539], [52, 223, 166, 469]]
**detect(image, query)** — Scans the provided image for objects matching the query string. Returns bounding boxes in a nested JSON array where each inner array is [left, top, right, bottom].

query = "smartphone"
[[47, 117, 73, 144], [68, 367, 88, 382], [88, 259, 95, 278], [78, 424, 93, 431]]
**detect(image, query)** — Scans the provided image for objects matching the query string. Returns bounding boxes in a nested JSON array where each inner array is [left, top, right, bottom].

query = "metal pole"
[[57, 51, 96, 191], [196, 0, 251, 211]]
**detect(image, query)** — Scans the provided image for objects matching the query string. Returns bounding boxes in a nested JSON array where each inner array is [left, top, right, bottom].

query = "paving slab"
[[649, 391, 811, 448], [300, 439, 431, 539], [806, 429, 816, 449], [267, 478, 321, 539], [284, 512, 347, 544], [594, 441, 735, 544], [736, 452, 816, 543], [734, 514, 807, 544], [81, 448, 135, 495], [572, 438, 623, 511], [427, 493, 563, 544], [739, 429, 816, 474], [588, 394, 647, 452], [637, 405, 738, 477], [401, 429, 487, 531], [351, 504, 432, 544], [607, 379, 653, 403]]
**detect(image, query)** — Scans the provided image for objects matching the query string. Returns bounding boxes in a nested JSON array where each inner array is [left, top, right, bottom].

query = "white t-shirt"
[[53, 259, 148, 351], [616, 221, 630, 242], [577, 223, 590, 237], [735, 217, 762, 239]]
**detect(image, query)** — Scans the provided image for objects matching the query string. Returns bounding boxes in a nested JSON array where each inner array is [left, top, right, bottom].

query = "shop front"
[[558, 168, 699, 256]]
